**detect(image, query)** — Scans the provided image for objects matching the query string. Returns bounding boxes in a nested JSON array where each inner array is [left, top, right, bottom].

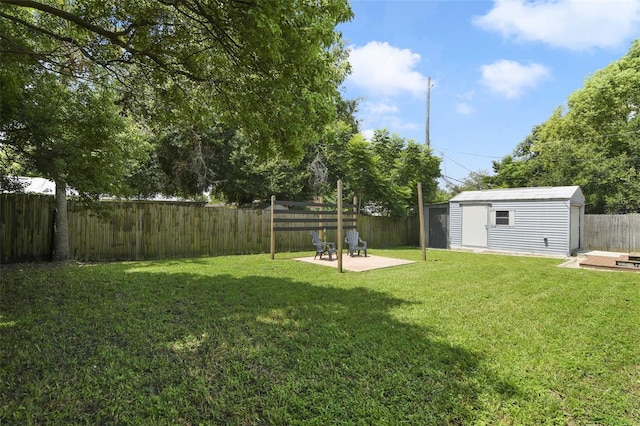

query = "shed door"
[[461, 205, 488, 248], [428, 207, 448, 248], [570, 205, 581, 251]]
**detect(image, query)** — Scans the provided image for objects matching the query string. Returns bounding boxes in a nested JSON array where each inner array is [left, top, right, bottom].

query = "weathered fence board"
[[1, 194, 54, 262], [5, 194, 640, 263], [584, 214, 640, 252], [1, 194, 420, 263], [359, 215, 420, 248]]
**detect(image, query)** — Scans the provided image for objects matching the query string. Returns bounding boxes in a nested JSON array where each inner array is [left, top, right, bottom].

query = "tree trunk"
[[53, 180, 70, 261]]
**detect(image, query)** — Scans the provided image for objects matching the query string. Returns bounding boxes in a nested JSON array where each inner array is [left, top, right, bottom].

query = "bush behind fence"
[[1, 194, 419, 263]]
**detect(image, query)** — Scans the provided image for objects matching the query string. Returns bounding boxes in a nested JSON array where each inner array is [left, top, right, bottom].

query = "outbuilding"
[[449, 186, 585, 257]]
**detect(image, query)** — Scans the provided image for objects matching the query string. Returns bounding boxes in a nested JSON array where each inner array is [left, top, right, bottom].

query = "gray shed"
[[449, 186, 585, 257]]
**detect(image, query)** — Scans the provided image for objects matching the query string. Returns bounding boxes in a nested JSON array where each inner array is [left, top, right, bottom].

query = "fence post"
[[353, 196, 358, 224], [135, 204, 143, 260], [318, 197, 324, 241], [418, 182, 426, 261], [270, 195, 275, 260], [337, 180, 343, 273]]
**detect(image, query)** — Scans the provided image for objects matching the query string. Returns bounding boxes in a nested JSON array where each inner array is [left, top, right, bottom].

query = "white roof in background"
[[7, 177, 77, 195], [450, 186, 583, 203], [20, 177, 56, 194], [7, 176, 192, 201]]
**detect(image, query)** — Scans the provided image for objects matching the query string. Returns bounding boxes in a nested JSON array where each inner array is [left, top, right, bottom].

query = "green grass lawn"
[[2, 249, 639, 425]]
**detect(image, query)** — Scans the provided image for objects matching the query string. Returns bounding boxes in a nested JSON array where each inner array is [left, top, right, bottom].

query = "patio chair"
[[310, 231, 337, 261], [345, 229, 367, 257]]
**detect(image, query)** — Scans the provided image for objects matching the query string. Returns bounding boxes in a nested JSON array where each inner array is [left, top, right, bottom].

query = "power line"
[[436, 150, 475, 173], [431, 145, 503, 159], [441, 174, 466, 184]]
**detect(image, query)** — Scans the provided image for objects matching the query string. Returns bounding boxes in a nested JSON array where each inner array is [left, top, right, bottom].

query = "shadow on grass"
[[2, 264, 517, 424]]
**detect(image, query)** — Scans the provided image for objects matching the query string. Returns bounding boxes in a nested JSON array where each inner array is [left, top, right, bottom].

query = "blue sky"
[[338, 0, 640, 186]]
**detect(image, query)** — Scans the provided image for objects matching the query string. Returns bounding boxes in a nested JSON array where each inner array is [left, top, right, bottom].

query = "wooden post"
[[318, 196, 323, 241], [337, 180, 343, 273], [135, 205, 143, 260], [418, 182, 426, 261], [270, 195, 275, 260], [353, 196, 358, 224], [353, 196, 358, 253]]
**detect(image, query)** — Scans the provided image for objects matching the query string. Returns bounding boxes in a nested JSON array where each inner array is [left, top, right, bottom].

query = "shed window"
[[495, 211, 510, 225], [492, 210, 515, 226]]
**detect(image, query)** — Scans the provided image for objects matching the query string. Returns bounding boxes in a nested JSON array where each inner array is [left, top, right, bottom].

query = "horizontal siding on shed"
[[488, 200, 570, 256]]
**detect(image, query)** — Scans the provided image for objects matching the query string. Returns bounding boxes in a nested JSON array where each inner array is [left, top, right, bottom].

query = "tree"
[[1, 54, 148, 260], [311, 117, 360, 194], [131, 124, 238, 200], [371, 129, 404, 172], [490, 125, 543, 189], [336, 130, 441, 217], [445, 170, 493, 196], [367, 130, 441, 216], [207, 136, 311, 205], [397, 140, 441, 210], [1, 0, 353, 259], [126, 94, 362, 204], [0, 0, 353, 156], [342, 134, 386, 213], [490, 40, 640, 213]]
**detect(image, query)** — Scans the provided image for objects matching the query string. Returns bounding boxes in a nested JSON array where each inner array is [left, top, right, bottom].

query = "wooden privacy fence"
[[0, 193, 54, 262], [584, 214, 640, 252], [0, 194, 418, 263]]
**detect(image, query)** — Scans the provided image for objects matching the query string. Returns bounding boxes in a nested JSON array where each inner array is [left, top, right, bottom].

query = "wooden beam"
[[270, 195, 275, 260], [418, 182, 426, 261], [273, 218, 356, 223], [273, 200, 356, 208], [272, 225, 357, 232], [337, 180, 343, 273]]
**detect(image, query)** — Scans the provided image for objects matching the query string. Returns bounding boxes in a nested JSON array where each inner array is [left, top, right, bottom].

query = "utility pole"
[[425, 76, 432, 147]]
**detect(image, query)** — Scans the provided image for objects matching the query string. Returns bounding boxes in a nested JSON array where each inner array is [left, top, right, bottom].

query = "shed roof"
[[450, 186, 583, 203]]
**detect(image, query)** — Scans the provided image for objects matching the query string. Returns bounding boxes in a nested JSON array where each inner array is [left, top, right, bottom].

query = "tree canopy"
[[1, 0, 353, 259], [0, 0, 353, 155], [340, 129, 441, 217], [490, 40, 640, 213], [0, 47, 149, 259]]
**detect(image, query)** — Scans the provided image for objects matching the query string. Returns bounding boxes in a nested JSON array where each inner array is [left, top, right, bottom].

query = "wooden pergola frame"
[[269, 180, 428, 272], [270, 180, 357, 272]]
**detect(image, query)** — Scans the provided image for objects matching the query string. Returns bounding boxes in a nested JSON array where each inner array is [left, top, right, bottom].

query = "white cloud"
[[347, 41, 429, 96], [474, 0, 640, 50], [358, 99, 420, 139], [455, 91, 476, 114], [456, 103, 475, 115], [457, 90, 476, 101], [363, 100, 399, 115], [480, 60, 550, 98], [387, 116, 420, 132]]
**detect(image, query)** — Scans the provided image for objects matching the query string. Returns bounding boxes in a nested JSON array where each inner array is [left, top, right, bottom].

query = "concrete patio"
[[294, 254, 416, 272]]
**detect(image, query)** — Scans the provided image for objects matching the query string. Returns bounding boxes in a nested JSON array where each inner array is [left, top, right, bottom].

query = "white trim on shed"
[[449, 186, 585, 257]]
